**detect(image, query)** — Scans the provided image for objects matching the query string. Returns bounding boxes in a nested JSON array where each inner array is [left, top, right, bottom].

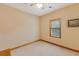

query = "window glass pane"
[[51, 29, 60, 37], [51, 20, 60, 28], [50, 20, 61, 38]]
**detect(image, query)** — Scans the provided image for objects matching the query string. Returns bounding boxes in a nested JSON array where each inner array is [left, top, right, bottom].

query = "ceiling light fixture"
[[31, 3, 43, 9], [35, 3, 43, 8]]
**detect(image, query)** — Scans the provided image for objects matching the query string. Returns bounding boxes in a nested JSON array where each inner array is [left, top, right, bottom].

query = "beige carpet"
[[11, 41, 79, 56]]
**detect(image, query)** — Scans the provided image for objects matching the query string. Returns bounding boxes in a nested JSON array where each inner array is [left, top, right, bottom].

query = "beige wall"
[[0, 4, 39, 50], [0, 3, 79, 51], [40, 4, 79, 51]]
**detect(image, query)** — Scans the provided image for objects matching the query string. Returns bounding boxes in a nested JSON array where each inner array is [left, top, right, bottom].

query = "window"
[[50, 19, 61, 38]]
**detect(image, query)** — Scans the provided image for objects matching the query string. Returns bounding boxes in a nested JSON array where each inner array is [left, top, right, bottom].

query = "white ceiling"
[[4, 3, 72, 16]]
